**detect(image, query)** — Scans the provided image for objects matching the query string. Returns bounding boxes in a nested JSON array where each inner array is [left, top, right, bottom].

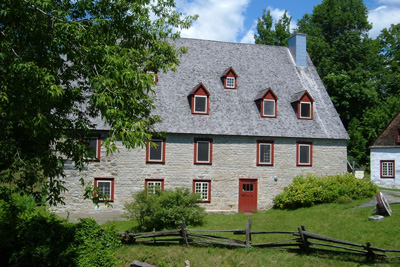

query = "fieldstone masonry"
[[52, 133, 347, 217]]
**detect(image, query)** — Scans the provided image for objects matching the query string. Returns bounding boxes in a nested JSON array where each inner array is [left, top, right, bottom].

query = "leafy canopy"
[[254, 8, 292, 46], [0, 0, 196, 205]]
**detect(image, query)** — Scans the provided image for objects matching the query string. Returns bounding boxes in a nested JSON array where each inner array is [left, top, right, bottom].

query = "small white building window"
[[381, 161, 395, 178]]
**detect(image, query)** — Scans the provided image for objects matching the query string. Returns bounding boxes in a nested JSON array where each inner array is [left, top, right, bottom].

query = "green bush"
[[273, 173, 378, 209], [0, 193, 120, 267], [124, 187, 206, 231], [73, 218, 121, 267]]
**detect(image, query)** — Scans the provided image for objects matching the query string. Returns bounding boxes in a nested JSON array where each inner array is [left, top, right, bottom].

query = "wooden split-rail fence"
[[118, 218, 400, 261]]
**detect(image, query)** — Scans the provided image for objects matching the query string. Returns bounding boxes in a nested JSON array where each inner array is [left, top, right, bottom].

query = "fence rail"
[[118, 218, 400, 261]]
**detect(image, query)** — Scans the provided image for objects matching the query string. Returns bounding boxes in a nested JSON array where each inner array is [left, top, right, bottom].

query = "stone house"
[[55, 34, 348, 216], [370, 110, 400, 188]]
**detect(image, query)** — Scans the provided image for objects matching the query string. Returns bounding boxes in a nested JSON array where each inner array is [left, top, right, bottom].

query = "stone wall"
[[52, 134, 347, 216]]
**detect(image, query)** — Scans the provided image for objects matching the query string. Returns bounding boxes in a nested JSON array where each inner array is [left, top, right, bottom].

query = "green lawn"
[[110, 199, 400, 266]]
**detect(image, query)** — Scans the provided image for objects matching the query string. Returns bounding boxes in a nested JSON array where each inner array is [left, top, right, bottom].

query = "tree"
[[296, 0, 380, 128], [254, 9, 292, 46], [296, 0, 387, 166], [0, 0, 196, 205], [378, 23, 400, 96]]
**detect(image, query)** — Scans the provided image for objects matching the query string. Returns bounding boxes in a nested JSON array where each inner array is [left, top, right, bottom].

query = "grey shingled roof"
[[153, 38, 348, 140]]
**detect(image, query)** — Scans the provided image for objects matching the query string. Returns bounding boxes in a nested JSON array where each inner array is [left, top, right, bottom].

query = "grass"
[[108, 199, 400, 266]]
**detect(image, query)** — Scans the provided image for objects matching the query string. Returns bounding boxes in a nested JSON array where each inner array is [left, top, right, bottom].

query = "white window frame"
[[263, 99, 276, 117], [194, 181, 210, 202], [297, 143, 312, 166], [146, 181, 163, 194], [196, 140, 210, 163], [381, 161, 395, 178], [299, 102, 312, 119], [194, 95, 207, 114], [226, 77, 235, 88], [259, 143, 272, 165]]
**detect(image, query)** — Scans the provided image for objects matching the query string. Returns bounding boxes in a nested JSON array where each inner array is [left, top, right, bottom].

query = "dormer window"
[[221, 67, 238, 89], [291, 90, 314, 120], [188, 83, 210, 115], [255, 88, 278, 118]]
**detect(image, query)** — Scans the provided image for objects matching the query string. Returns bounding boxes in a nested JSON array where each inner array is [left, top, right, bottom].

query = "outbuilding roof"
[[152, 38, 348, 140]]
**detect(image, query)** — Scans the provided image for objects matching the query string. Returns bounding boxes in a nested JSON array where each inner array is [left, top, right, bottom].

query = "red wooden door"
[[239, 179, 257, 213]]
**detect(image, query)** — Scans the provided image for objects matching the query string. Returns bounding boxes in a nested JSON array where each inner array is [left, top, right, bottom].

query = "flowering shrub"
[[273, 173, 377, 209]]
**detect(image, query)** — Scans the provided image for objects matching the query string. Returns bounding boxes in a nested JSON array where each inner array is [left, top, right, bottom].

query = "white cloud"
[[368, 2, 400, 38], [176, 0, 250, 42], [263, 7, 297, 32], [240, 21, 256, 44]]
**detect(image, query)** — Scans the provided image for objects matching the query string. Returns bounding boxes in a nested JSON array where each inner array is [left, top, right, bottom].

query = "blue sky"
[[175, 0, 400, 43]]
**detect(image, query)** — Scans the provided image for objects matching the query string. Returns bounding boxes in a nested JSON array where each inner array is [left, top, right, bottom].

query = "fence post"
[[298, 225, 310, 252], [364, 242, 376, 261], [181, 217, 189, 246], [245, 218, 252, 248]]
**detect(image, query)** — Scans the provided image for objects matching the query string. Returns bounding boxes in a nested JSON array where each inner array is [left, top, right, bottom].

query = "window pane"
[[260, 144, 271, 164], [300, 102, 311, 118], [98, 181, 110, 198], [226, 77, 235, 88], [243, 184, 253, 192], [86, 138, 99, 158], [195, 182, 209, 200], [382, 162, 393, 177], [149, 140, 162, 161], [299, 145, 310, 164], [195, 96, 206, 112], [197, 141, 209, 162], [263, 100, 275, 116], [148, 181, 162, 194]]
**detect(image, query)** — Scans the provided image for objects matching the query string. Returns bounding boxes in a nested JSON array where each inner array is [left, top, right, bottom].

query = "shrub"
[[0, 193, 120, 267], [124, 187, 206, 231], [273, 173, 378, 209], [72, 218, 121, 267]]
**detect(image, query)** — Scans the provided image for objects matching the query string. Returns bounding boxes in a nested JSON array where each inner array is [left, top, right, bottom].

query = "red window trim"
[[396, 129, 400, 145], [380, 160, 395, 178], [146, 139, 166, 164], [256, 140, 274, 166], [193, 179, 211, 203], [194, 138, 213, 165], [257, 88, 278, 118], [145, 178, 165, 194], [222, 67, 238, 89], [94, 177, 114, 202], [83, 135, 101, 162], [296, 142, 313, 166], [189, 83, 210, 115]]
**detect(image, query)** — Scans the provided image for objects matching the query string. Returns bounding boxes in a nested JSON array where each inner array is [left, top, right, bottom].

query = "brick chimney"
[[288, 33, 307, 67]]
